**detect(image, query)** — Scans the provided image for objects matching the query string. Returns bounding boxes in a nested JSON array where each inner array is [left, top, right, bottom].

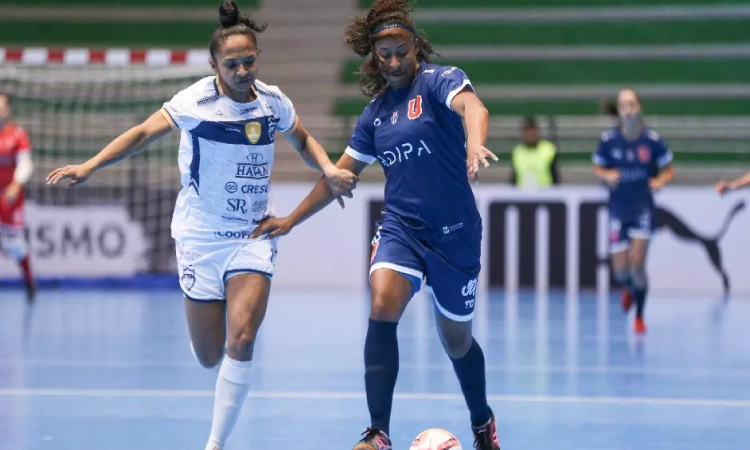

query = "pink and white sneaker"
[[353, 428, 392, 450], [472, 409, 501, 450]]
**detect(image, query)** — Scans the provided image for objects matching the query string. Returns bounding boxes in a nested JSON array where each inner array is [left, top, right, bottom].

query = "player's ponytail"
[[210, 1, 267, 58], [345, 0, 437, 98]]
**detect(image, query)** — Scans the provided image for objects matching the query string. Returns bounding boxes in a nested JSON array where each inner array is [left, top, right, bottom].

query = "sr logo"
[[227, 199, 248, 214]]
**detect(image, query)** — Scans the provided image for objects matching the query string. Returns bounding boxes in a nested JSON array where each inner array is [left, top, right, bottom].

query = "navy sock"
[[634, 287, 647, 319], [364, 319, 399, 435], [450, 338, 491, 427]]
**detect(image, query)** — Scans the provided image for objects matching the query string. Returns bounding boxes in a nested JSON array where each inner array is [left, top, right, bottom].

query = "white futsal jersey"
[[161, 76, 296, 242]]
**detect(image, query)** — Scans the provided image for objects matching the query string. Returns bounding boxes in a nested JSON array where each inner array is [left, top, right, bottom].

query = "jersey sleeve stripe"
[[345, 146, 377, 164], [445, 79, 473, 111], [279, 113, 298, 134], [159, 108, 178, 130], [657, 151, 674, 168], [592, 154, 607, 166]]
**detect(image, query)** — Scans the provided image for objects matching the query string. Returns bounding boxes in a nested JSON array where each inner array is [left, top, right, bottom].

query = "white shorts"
[[175, 237, 278, 302]]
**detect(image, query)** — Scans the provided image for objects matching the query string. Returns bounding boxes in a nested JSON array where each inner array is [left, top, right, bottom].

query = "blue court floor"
[[1, 287, 749, 450]]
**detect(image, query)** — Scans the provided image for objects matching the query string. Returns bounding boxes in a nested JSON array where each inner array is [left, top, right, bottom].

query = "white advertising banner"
[[272, 184, 750, 296], [0, 203, 148, 277], [1, 185, 748, 296]]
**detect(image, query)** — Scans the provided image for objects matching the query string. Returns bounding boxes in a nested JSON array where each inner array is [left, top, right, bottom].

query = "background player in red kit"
[[0, 93, 35, 301]]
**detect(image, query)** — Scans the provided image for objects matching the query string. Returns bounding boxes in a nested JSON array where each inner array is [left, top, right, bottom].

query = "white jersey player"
[[46, 2, 358, 450]]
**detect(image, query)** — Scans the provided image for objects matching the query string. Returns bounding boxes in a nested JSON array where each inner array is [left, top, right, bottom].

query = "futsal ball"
[[409, 428, 462, 450]]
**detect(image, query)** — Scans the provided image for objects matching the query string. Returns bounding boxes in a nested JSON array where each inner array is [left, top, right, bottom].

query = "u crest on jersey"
[[408, 95, 423, 120], [245, 121, 261, 144]]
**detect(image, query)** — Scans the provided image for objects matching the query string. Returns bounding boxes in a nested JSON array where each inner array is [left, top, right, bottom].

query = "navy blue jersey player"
[[252, 1, 501, 449], [593, 88, 675, 334]]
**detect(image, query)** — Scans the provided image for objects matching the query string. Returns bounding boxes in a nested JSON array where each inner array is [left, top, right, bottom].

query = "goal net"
[[0, 55, 213, 279]]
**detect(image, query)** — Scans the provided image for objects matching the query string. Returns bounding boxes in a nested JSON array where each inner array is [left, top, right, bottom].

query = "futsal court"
[[1, 286, 748, 450]]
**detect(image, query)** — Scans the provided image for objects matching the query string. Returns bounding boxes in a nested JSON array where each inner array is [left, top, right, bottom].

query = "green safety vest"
[[511, 140, 557, 188]]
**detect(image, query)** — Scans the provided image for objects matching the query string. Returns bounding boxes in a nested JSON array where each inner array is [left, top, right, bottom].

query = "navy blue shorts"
[[609, 208, 655, 253], [369, 218, 481, 322]]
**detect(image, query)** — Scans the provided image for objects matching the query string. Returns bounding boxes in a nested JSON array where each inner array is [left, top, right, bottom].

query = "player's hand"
[[325, 167, 358, 198], [715, 180, 732, 195], [2, 182, 22, 206], [251, 216, 294, 239], [603, 169, 621, 186], [649, 178, 664, 192], [46, 164, 93, 188], [466, 142, 499, 182]]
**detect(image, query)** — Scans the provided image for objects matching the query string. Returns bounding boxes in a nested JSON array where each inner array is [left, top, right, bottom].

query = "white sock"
[[204, 356, 253, 450]]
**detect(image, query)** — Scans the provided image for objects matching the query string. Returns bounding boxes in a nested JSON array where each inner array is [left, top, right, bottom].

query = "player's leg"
[[184, 299, 227, 368], [628, 209, 654, 333], [203, 239, 277, 450], [177, 241, 227, 368], [354, 223, 422, 450], [425, 231, 500, 450], [0, 191, 34, 301], [629, 237, 650, 333], [609, 216, 633, 311]]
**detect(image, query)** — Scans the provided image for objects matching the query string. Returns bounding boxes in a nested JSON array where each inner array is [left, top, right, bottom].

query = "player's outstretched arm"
[[46, 110, 173, 187], [451, 91, 498, 181], [251, 154, 368, 239], [283, 117, 359, 199], [716, 170, 750, 195]]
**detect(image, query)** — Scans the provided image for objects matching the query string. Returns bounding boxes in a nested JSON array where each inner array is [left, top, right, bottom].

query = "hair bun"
[[219, 0, 240, 27]]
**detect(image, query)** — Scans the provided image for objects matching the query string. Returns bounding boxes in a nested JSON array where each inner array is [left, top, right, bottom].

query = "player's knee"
[[190, 341, 224, 369], [631, 266, 648, 289], [441, 333, 472, 359], [225, 328, 257, 360], [613, 270, 631, 286], [437, 322, 473, 359], [439, 331, 472, 359], [369, 293, 403, 321], [0, 232, 27, 260]]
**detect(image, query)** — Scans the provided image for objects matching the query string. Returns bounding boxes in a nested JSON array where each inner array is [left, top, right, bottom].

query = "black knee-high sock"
[[450, 338, 491, 427], [364, 319, 399, 435], [634, 286, 647, 319]]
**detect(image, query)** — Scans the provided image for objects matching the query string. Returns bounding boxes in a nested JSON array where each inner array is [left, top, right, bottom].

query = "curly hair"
[[345, 0, 438, 98], [209, 1, 267, 59]]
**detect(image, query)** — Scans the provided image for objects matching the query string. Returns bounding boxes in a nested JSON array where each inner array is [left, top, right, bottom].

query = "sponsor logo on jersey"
[[236, 163, 269, 179], [442, 222, 464, 235], [214, 230, 253, 239]]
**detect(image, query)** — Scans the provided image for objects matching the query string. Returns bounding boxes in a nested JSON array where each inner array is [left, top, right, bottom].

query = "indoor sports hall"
[[1, 1, 749, 449]]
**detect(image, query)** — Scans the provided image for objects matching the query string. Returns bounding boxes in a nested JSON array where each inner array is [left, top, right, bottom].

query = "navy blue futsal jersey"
[[345, 63, 480, 240], [593, 127, 673, 220]]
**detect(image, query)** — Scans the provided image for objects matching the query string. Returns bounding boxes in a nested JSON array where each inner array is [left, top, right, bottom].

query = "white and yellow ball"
[[409, 429, 462, 450]]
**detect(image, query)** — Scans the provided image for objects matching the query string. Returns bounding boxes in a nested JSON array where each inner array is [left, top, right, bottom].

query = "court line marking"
[[2, 359, 750, 378], [0, 389, 749, 408]]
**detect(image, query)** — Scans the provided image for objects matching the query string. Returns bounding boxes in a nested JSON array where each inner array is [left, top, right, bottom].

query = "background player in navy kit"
[[593, 89, 675, 334], [252, 1, 501, 449]]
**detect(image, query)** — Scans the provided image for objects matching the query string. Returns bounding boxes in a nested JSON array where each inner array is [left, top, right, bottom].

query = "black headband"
[[371, 23, 416, 38]]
